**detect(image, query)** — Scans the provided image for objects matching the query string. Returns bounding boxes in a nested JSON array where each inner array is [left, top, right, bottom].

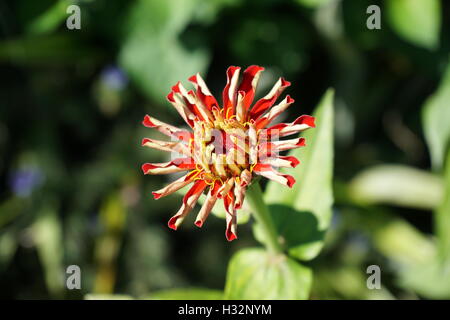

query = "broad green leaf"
[[146, 288, 223, 300], [423, 61, 450, 170], [348, 165, 444, 210], [224, 248, 312, 300], [263, 89, 334, 261], [119, 0, 209, 104], [386, 0, 441, 50]]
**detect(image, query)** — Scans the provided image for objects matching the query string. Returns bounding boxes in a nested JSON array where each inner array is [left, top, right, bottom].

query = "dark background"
[[1, 0, 449, 299]]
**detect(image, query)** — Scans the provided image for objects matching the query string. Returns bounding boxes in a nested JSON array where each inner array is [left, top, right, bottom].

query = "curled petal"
[[172, 82, 213, 123], [222, 66, 241, 118], [260, 155, 300, 168], [239, 169, 252, 187], [249, 77, 290, 120], [234, 180, 246, 209], [142, 138, 191, 157], [248, 123, 258, 165], [218, 178, 235, 199], [238, 65, 265, 111], [253, 164, 296, 188], [167, 85, 196, 127], [151, 172, 194, 200], [142, 115, 193, 142], [141, 158, 195, 175], [168, 180, 207, 230], [255, 95, 295, 129], [195, 183, 220, 228], [225, 207, 238, 241], [271, 137, 306, 152], [188, 73, 219, 110], [260, 115, 316, 139], [235, 91, 246, 122]]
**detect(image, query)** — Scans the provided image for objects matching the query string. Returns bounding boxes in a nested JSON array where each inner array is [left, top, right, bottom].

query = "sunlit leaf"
[[33, 203, 64, 297], [263, 89, 334, 261], [386, 0, 441, 50], [423, 60, 450, 170], [224, 248, 312, 299], [348, 165, 444, 210]]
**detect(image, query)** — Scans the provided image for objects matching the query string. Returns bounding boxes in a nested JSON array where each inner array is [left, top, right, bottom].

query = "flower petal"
[[142, 138, 191, 156], [222, 66, 241, 119], [223, 192, 238, 241], [188, 73, 219, 110], [168, 180, 207, 230], [253, 164, 296, 188], [259, 155, 300, 168], [195, 182, 220, 228], [238, 65, 265, 112], [249, 77, 290, 120], [151, 172, 195, 200], [142, 115, 193, 142], [260, 115, 316, 139], [141, 158, 195, 175], [255, 95, 295, 129], [167, 85, 196, 128], [258, 139, 305, 159]]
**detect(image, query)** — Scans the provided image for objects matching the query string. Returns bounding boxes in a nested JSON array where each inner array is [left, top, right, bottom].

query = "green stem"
[[436, 150, 450, 261], [245, 182, 283, 253]]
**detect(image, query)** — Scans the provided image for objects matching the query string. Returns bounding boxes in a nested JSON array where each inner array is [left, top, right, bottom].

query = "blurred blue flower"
[[101, 65, 128, 91], [9, 167, 44, 197]]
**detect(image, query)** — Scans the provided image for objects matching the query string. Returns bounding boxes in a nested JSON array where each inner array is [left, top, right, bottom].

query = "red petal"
[[249, 78, 290, 120], [238, 65, 265, 110]]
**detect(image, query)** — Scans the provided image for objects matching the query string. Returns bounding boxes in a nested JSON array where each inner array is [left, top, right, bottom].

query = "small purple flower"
[[9, 167, 44, 197], [101, 65, 128, 90]]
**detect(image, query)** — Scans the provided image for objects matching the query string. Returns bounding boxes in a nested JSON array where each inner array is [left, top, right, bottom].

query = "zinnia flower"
[[141, 66, 315, 241]]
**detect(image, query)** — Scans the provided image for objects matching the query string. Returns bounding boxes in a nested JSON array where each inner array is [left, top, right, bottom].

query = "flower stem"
[[245, 182, 283, 253], [436, 150, 450, 261]]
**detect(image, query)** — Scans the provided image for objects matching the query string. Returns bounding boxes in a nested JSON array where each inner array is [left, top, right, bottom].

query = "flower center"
[[192, 116, 258, 182]]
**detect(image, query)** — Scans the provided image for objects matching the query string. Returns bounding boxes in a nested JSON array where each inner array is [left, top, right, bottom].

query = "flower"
[[141, 66, 315, 241]]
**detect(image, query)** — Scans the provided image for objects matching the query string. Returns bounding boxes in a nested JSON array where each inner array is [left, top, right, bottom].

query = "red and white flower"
[[141, 66, 315, 241]]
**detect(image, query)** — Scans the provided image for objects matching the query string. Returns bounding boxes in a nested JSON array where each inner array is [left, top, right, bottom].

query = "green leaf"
[[25, 0, 69, 35], [119, 0, 210, 104], [224, 248, 312, 299], [435, 150, 450, 258], [348, 165, 444, 210], [295, 0, 333, 8], [146, 288, 223, 300], [263, 89, 334, 261], [386, 0, 441, 50], [399, 259, 450, 299], [33, 203, 64, 297], [423, 60, 450, 170], [373, 219, 436, 266]]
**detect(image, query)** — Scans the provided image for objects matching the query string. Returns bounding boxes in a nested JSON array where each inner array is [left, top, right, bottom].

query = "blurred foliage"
[[1, 0, 450, 300]]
